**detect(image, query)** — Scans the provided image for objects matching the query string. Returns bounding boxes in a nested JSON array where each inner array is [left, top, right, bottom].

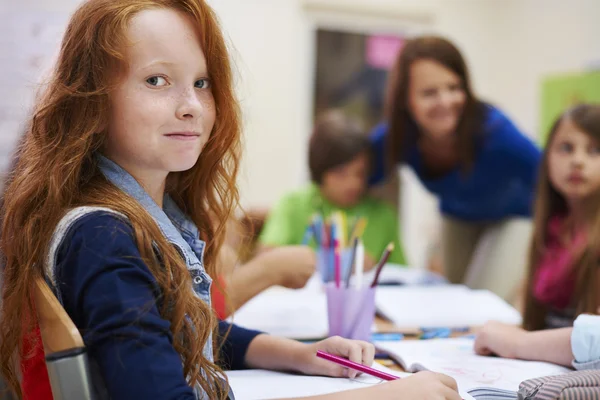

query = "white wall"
[[207, 0, 312, 212], [2, 0, 599, 266]]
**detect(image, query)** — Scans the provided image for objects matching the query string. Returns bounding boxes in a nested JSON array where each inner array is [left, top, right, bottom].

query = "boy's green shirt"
[[259, 184, 406, 265]]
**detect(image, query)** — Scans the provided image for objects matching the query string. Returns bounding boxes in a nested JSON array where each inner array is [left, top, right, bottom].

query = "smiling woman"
[[369, 36, 542, 302]]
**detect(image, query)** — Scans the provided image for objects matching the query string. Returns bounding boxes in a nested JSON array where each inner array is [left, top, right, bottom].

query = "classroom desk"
[[375, 316, 477, 336], [375, 316, 419, 335]]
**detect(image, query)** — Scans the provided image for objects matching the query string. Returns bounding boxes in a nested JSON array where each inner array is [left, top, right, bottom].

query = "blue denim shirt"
[[571, 314, 600, 370], [44, 155, 260, 399]]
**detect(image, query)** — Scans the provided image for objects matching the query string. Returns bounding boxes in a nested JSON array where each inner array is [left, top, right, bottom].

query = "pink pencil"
[[316, 351, 399, 381], [334, 237, 341, 288]]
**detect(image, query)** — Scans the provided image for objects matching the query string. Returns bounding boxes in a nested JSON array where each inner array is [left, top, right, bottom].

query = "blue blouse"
[[370, 105, 542, 221]]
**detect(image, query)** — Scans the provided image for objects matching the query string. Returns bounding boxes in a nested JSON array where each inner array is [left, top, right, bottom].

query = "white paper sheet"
[[376, 338, 570, 394], [226, 362, 474, 400], [375, 285, 522, 328], [227, 363, 403, 400], [366, 265, 448, 286], [230, 283, 329, 340]]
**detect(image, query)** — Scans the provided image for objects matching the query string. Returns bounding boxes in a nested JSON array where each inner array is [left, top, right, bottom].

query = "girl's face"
[[320, 152, 369, 208], [105, 8, 215, 186], [548, 116, 600, 203], [407, 59, 466, 140]]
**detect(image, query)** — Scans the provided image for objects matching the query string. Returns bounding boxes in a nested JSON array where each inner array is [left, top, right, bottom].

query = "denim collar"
[[97, 155, 204, 271]]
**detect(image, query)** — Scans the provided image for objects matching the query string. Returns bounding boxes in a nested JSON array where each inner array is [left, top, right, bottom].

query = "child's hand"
[[474, 320, 526, 359], [371, 371, 461, 400], [296, 336, 374, 378], [259, 246, 316, 289]]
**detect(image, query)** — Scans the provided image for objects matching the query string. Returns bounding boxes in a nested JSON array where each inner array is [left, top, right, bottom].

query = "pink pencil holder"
[[325, 282, 376, 342]]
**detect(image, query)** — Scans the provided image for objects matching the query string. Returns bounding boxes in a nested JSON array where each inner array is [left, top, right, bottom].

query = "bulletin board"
[[313, 30, 404, 130], [540, 70, 600, 143]]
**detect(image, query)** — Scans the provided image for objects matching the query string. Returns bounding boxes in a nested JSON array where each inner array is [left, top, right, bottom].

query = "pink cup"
[[325, 282, 376, 342]]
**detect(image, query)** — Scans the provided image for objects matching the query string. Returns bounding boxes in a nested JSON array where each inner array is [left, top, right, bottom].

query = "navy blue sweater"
[[55, 213, 261, 399], [370, 105, 542, 221]]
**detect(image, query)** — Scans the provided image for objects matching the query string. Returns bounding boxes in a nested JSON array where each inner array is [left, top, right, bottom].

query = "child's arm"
[[224, 246, 316, 311], [243, 334, 461, 400], [244, 334, 373, 378], [475, 321, 573, 366], [476, 315, 600, 368], [56, 214, 198, 400]]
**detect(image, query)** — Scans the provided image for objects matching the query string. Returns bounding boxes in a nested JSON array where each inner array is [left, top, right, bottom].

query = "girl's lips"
[[164, 131, 200, 141]]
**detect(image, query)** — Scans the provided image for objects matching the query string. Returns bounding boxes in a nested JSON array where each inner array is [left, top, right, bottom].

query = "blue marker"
[[421, 326, 469, 333], [371, 332, 404, 342], [420, 328, 452, 340]]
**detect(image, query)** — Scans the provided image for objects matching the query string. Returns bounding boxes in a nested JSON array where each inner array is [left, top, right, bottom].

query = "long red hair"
[[0, 0, 240, 398]]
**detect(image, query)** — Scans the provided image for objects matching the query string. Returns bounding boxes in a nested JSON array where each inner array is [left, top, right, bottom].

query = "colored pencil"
[[370, 242, 394, 288]]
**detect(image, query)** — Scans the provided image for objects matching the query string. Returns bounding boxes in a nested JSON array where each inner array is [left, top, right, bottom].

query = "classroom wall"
[[1, 0, 599, 267], [208, 0, 600, 267]]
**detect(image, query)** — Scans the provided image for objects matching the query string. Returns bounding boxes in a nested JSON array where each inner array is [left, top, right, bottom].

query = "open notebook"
[[375, 338, 571, 400], [376, 285, 523, 329], [226, 362, 475, 400]]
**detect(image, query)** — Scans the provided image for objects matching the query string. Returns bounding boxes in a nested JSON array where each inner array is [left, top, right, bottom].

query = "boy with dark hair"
[[259, 110, 406, 269]]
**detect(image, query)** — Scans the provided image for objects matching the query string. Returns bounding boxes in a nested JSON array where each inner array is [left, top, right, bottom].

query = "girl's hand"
[[295, 336, 374, 379], [474, 320, 526, 359]]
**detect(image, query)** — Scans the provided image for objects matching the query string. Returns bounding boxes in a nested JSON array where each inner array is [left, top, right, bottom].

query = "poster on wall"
[[540, 70, 600, 143], [313, 30, 404, 130]]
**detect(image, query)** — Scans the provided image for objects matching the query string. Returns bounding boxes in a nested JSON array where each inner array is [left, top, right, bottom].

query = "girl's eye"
[[448, 83, 462, 92], [422, 89, 437, 97], [146, 76, 168, 87], [589, 145, 600, 155], [557, 142, 573, 153], [195, 79, 211, 89]]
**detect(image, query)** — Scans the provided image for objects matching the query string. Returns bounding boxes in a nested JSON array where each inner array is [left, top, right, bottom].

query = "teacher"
[[370, 36, 541, 301]]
